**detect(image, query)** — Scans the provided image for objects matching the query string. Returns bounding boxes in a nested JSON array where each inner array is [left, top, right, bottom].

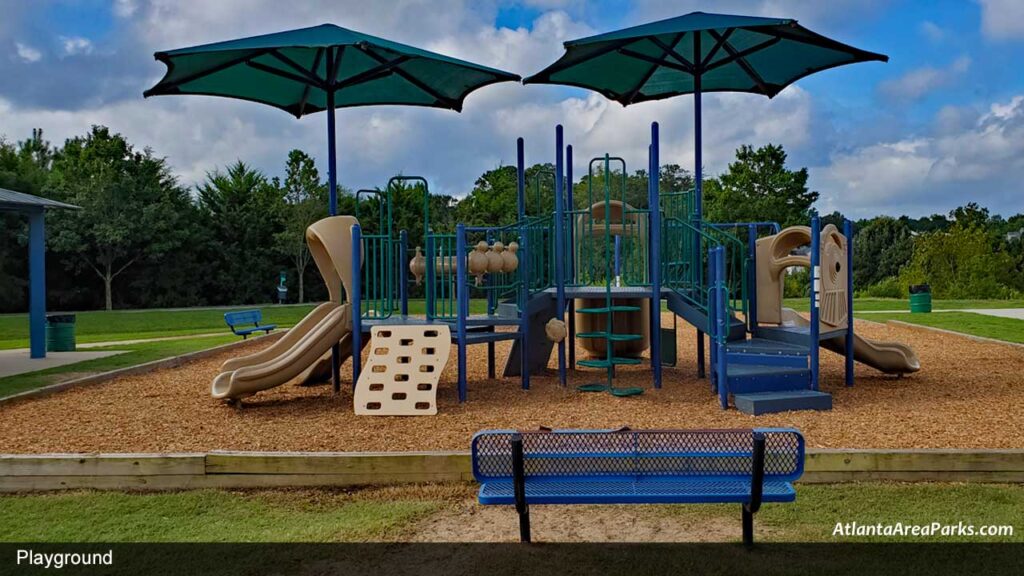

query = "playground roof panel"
[[0, 188, 79, 212], [524, 11, 889, 103], [143, 23, 521, 116]]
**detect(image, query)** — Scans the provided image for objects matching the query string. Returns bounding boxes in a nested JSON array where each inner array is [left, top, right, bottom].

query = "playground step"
[[576, 305, 643, 314], [578, 357, 643, 369], [733, 390, 833, 415], [726, 338, 810, 356], [755, 325, 848, 346], [725, 351, 807, 368], [462, 332, 520, 345], [575, 332, 644, 342], [464, 315, 521, 327], [725, 364, 810, 394]]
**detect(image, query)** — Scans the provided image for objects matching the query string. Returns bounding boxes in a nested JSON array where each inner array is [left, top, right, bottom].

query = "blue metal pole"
[[810, 212, 821, 391], [351, 224, 362, 388], [456, 224, 468, 402], [693, 38, 705, 382], [567, 144, 576, 371], [844, 218, 855, 387], [554, 125, 567, 386], [519, 222, 530, 390], [516, 137, 526, 220], [715, 247, 728, 409], [326, 48, 338, 217], [426, 233, 435, 320], [325, 49, 342, 388], [28, 208, 46, 359], [399, 229, 409, 317], [649, 122, 663, 388], [748, 225, 758, 331]]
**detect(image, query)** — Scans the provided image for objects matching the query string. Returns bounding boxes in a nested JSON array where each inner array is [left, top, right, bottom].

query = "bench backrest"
[[224, 310, 262, 327], [472, 428, 804, 483]]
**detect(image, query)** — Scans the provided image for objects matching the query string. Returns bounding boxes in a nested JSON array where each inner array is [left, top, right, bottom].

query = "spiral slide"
[[211, 215, 359, 400]]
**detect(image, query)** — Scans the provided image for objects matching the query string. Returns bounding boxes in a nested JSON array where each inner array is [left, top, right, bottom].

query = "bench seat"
[[231, 324, 277, 336], [224, 309, 276, 339], [479, 477, 795, 505], [472, 427, 804, 545]]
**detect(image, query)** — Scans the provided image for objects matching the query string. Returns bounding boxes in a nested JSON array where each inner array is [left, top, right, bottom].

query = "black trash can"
[[46, 314, 77, 352], [909, 284, 932, 314]]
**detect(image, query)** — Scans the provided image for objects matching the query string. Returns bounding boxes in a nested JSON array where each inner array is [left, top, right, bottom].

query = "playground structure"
[[210, 123, 919, 414]]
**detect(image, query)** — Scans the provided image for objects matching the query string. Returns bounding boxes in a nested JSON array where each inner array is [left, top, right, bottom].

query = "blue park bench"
[[472, 427, 804, 546], [223, 309, 277, 339]]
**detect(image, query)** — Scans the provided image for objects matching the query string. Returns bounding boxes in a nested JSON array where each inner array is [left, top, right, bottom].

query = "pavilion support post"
[[28, 208, 46, 359]]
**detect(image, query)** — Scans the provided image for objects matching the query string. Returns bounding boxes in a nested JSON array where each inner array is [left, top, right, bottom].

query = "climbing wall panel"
[[354, 325, 451, 416]]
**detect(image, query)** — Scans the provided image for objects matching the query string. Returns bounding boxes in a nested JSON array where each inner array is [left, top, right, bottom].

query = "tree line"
[[1, 126, 1021, 313]]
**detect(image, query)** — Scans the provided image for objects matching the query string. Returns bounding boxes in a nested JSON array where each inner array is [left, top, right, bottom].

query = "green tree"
[[899, 223, 1018, 299], [703, 144, 819, 227], [274, 150, 327, 303], [46, 126, 188, 310], [198, 161, 285, 304], [853, 216, 914, 290], [0, 130, 55, 312]]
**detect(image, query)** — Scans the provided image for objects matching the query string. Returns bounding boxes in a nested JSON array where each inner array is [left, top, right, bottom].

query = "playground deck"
[[0, 313, 1021, 453]]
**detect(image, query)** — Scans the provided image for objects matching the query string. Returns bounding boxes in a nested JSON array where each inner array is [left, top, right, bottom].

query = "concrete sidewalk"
[[859, 308, 1024, 319], [0, 349, 128, 379], [0, 332, 230, 379]]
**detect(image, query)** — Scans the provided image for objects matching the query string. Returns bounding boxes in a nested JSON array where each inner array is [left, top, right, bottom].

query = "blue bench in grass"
[[223, 309, 276, 339], [472, 427, 804, 546]]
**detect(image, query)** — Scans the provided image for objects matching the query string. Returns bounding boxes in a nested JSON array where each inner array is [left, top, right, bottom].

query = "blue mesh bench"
[[471, 427, 804, 545], [223, 309, 276, 339]]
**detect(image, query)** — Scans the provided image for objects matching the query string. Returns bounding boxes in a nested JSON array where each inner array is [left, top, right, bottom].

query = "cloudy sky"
[[2, 0, 1023, 218]]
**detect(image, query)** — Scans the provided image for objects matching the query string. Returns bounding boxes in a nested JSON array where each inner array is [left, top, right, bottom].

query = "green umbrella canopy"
[[523, 11, 888, 105], [144, 23, 521, 115]]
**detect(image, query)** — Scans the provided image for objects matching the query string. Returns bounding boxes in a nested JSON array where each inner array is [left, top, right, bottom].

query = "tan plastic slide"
[[756, 224, 920, 376], [211, 215, 360, 400], [779, 308, 920, 374]]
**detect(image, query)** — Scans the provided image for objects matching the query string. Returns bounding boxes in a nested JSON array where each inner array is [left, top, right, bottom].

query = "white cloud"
[[812, 95, 1024, 217], [919, 20, 946, 42], [878, 56, 971, 103], [14, 42, 41, 63], [60, 36, 93, 56], [978, 0, 1024, 40]]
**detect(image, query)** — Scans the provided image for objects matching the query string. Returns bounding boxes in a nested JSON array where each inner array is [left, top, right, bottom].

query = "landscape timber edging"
[[0, 332, 283, 406], [1, 448, 1022, 493]]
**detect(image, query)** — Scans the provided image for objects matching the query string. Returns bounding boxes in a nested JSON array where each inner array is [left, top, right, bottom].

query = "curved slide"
[[780, 308, 920, 374], [212, 304, 352, 399], [211, 215, 360, 400]]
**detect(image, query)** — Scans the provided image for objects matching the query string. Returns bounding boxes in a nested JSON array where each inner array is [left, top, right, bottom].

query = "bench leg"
[[517, 505, 531, 543], [742, 505, 754, 548]]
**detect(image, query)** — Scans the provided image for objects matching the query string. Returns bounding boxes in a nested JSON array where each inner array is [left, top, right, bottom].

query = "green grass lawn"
[[855, 311, 1024, 344], [0, 489, 440, 542], [0, 483, 1019, 543], [0, 300, 490, 350], [785, 297, 1024, 312], [0, 334, 240, 398]]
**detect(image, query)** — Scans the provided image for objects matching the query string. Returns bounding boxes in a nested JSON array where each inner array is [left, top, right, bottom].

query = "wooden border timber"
[[1, 449, 1023, 493]]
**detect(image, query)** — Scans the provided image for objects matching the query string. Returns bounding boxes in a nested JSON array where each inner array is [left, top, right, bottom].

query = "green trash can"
[[46, 314, 77, 352], [909, 284, 932, 314]]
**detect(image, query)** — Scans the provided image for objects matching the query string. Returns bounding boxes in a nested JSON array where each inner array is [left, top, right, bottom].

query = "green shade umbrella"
[[523, 11, 888, 217], [145, 23, 520, 214]]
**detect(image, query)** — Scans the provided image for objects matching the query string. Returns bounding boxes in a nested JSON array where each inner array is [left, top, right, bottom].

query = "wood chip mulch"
[[0, 314, 1021, 453]]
